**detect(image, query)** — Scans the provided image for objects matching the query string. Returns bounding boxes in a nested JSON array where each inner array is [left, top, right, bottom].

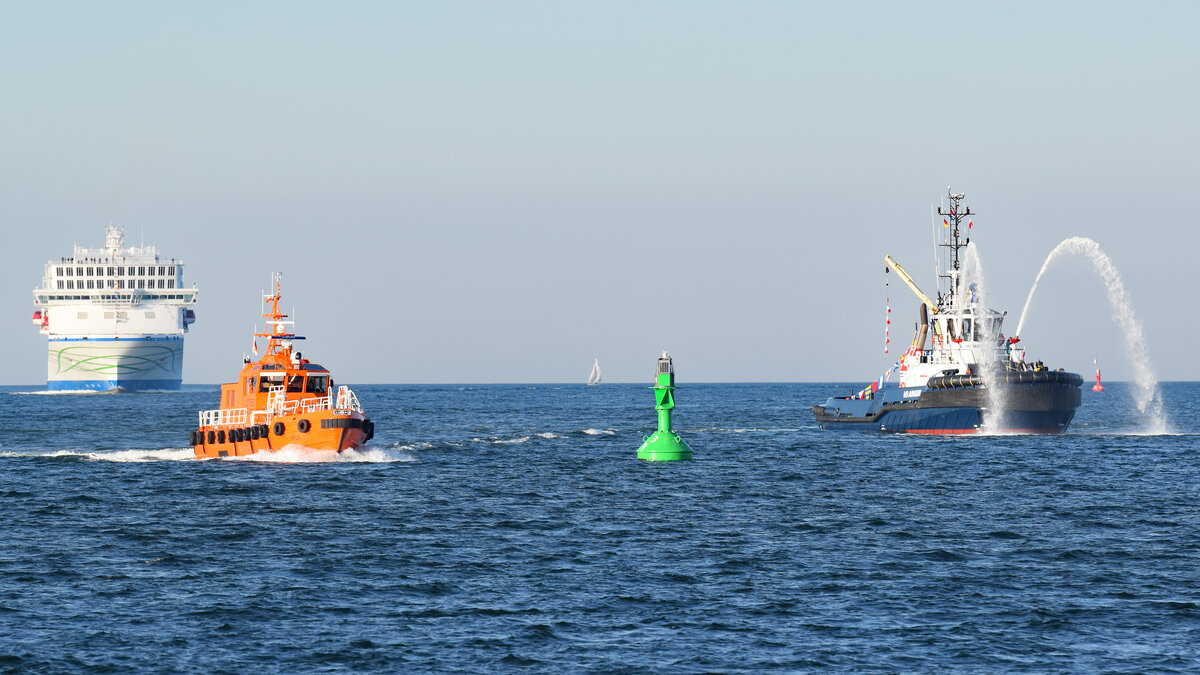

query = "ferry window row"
[[57, 279, 175, 289], [56, 265, 177, 277], [37, 293, 194, 302]]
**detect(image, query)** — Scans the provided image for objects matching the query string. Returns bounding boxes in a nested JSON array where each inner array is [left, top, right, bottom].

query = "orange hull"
[[193, 411, 373, 459]]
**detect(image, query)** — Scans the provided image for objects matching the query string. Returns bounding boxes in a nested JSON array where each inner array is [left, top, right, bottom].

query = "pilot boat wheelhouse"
[[192, 276, 374, 458]]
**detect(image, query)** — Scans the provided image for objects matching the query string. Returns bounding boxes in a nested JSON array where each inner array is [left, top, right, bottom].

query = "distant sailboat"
[[587, 358, 602, 385]]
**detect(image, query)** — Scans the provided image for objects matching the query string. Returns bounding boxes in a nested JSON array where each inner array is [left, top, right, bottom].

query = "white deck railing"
[[198, 385, 363, 428]]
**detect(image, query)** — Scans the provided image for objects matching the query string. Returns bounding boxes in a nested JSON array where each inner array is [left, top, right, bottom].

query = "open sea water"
[[1, 381, 1198, 673]]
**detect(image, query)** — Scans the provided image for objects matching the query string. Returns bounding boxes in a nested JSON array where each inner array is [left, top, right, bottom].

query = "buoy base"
[[1092, 384, 1104, 392], [637, 432, 693, 461]]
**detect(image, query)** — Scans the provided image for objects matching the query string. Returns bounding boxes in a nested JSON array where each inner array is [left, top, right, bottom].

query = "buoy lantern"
[[636, 351, 694, 461]]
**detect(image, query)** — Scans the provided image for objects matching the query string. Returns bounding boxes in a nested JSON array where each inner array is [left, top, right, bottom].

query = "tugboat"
[[813, 189, 1082, 434], [191, 275, 374, 458]]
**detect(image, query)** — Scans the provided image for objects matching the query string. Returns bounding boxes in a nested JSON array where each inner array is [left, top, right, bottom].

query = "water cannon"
[[636, 350, 693, 461]]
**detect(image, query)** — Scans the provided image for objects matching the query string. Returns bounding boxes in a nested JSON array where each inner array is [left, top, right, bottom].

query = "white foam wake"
[[469, 436, 531, 445], [0, 448, 197, 462], [220, 443, 415, 463]]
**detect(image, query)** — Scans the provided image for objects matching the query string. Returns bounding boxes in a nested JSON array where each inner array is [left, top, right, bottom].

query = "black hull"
[[813, 371, 1082, 434]]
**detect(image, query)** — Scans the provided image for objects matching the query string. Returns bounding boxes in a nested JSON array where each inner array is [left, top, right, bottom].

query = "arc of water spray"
[[1015, 236, 1163, 423]]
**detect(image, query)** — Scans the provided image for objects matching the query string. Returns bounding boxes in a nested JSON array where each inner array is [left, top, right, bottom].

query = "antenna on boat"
[[936, 187, 974, 302]]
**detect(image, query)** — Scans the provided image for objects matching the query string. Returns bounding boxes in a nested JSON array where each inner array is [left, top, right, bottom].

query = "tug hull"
[[813, 373, 1082, 434]]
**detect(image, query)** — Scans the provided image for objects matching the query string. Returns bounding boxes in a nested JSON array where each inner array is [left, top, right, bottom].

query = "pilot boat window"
[[247, 377, 256, 395], [259, 374, 283, 392], [962, 319, 973, 342], [307, 376, 328, 394], [287, 375, 304, 393]]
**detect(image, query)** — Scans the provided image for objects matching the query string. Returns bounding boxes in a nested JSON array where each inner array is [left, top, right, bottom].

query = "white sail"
[[587, 358, 602, 385]]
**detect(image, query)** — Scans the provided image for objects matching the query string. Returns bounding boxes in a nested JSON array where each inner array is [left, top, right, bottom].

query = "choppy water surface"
[[1, 382, 1198, 672]]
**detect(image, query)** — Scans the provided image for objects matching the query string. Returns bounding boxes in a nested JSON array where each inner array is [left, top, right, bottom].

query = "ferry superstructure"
[[31, 224, 198, 391]]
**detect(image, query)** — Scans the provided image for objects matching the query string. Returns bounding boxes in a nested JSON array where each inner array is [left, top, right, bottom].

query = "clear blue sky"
[[2, 1, 1196, 384]]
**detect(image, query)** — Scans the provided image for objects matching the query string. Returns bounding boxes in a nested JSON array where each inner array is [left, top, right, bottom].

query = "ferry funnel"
[[636, 351, 693, 461]]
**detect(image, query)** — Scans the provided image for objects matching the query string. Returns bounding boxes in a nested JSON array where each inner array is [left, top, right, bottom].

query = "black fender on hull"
[[926, 370, 1083, 390]]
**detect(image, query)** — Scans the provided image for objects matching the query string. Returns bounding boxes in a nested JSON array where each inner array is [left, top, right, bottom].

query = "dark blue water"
[[1, 382, 1198, 672]]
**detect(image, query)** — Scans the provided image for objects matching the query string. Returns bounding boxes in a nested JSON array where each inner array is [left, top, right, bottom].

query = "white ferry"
[[31, 225, 198, 391]]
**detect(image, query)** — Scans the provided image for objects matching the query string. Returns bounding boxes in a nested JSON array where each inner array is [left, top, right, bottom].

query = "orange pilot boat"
[[191, 275, 374, 458]]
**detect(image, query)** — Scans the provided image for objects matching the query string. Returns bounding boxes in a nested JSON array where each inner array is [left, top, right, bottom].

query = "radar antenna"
[[936, 187, 975, 301]]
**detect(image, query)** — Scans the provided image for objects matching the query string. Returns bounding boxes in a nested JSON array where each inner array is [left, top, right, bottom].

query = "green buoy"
[[637, 351, 694, 461]]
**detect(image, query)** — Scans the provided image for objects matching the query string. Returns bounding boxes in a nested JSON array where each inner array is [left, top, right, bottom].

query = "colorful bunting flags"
[[884, 298, 891, 355]]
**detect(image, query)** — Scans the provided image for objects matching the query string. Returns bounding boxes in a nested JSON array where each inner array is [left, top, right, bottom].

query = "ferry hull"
[[47, 337, 184, 391]]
